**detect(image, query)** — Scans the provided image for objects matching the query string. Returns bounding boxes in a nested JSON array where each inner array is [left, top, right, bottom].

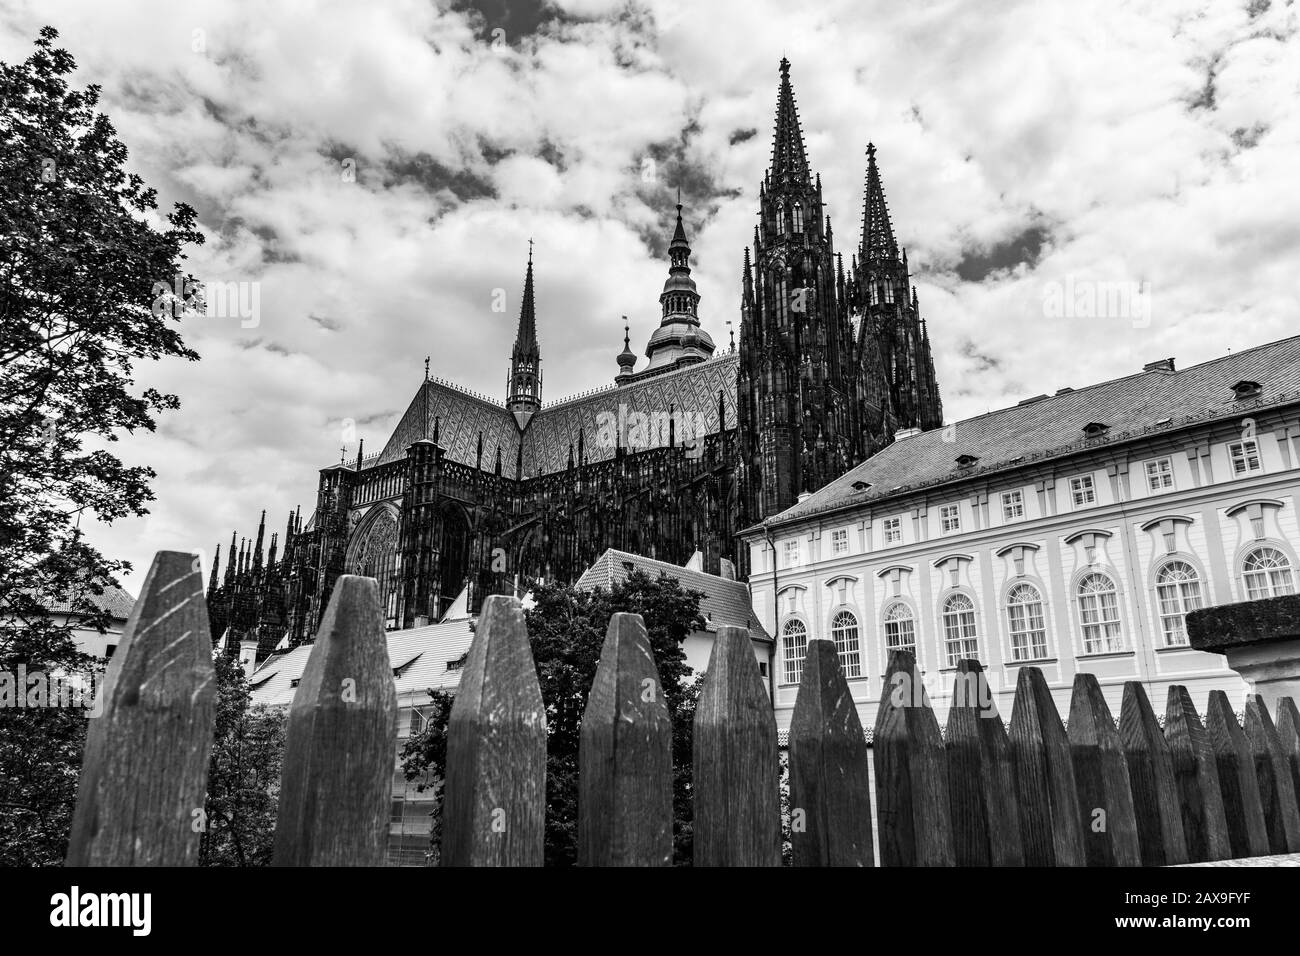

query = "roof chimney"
[[796, 490, 813, 503], [1143, 357, 1175, 373], [893, 426, 922, 441]]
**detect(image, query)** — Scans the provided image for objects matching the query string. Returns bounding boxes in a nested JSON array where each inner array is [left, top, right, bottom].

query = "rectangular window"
[[883, 517, 902, 545], [1229, 439, 1261, 476], [1145, 457, 1175, 491], [1001, 490, 1024, 521], [1070, 475, 1096, 507], [831, 528, 849, 556], [940, 504, 961, 534], [782, 539, 800, 568]]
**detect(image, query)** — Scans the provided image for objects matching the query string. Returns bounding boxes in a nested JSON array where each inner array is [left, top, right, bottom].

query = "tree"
[[0, 27, 204, 865], [198, 654, 286, 866], [401, 569, 705, 865]]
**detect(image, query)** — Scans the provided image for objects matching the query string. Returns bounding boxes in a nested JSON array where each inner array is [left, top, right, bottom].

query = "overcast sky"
[[3, 0, 1298, 592]]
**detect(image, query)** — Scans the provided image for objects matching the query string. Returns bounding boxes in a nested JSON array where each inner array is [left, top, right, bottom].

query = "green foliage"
[[198, 653, 286, 866], [401, 569, 706, 865], [0, 27, 203, 865]]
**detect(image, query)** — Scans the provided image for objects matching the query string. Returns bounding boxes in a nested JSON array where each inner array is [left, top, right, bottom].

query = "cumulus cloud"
[[2, 0, 1296, 590]]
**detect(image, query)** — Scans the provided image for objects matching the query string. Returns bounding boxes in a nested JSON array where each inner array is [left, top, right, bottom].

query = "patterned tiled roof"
[[373, 353, 739, 476], [576, 547, 770, 639], [35, 581, 136, 621], [761, 335, 1300, 528]]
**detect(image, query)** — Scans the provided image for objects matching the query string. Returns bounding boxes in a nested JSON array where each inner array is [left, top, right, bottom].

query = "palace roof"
[[756, 334, 1300, 530]]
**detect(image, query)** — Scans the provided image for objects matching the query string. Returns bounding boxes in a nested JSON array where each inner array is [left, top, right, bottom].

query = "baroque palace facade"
[[207, 59, 943, 651], [743, 337, 1300, 731]]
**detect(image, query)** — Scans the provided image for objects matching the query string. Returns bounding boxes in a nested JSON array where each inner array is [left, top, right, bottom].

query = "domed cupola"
[[644, 198, 715, 371]]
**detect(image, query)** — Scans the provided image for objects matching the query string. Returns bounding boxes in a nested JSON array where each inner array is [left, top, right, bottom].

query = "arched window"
[[775, 200, 785, 236], [792, 202, 803, 234], [830, 610, 862, 678], [1242, 546, 1296, 600], [782, 619, 808, 685], [941, 593, 979, 667], [883, 601, 916, 657], [1078, 572, 1123, 653], [1005, 582, 1048, 661], [1154, 560, 1203, 646]]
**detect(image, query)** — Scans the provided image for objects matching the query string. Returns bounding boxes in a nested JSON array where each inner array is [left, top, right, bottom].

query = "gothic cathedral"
[[207, 59, 943, 652]]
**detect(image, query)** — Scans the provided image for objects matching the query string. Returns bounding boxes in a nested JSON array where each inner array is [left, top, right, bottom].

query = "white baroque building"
[[741, 336, 1300, 734]]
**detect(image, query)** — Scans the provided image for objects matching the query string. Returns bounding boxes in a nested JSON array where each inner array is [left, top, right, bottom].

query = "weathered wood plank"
[[67, 551, 217, 866], [578, 612, 673, 867], [1007, 666, 1084, 866], [1244, 694, 1300, 854], [272, 575, 398, 866], [1164, 685, 1232, 862], [788, 639, 874, 866], [873, 649, 954, 866], [442, 594, 546, 867], [1118, 681, 1188, 866], [1277, 697, 1300, 827], [1205, 690, 1269, 859], [1067, 673, 1140, 866], [693, 624, 780, 866], [944, 659, 1023, 866]]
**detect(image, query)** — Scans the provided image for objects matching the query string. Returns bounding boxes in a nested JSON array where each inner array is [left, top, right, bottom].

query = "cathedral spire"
[[506, 244, 542, 428], [861, 142, 900, 263], [771, 57, 810, 185]]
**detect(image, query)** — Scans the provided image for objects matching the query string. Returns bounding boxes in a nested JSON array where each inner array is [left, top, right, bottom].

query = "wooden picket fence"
[[66, 551, 1300, 867]]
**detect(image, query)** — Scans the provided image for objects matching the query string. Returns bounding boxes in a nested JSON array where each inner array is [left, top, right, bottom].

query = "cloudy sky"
[[3, 0, 1298, 592]]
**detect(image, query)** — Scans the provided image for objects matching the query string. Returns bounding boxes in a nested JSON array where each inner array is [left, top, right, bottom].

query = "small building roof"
[[575, 548, 770, 640]]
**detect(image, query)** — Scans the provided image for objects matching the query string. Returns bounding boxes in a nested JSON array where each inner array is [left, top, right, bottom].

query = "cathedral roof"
[[372, 351, 740, 477], [755, 334, 1300, 530]]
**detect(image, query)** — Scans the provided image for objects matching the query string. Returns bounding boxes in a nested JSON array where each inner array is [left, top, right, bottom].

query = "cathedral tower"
[[852, 144, 943, 432], [506, 246, 542, 429], [739, 58, 860, 524]]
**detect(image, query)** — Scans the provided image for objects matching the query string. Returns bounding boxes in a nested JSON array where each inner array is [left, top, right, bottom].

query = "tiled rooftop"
[[758, 335, 1300, 530]]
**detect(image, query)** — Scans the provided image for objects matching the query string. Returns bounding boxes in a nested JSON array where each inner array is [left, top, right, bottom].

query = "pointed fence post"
[[944, 659, 1023, 866], [66, 552, 217, 866], [788, 640, 874, 866], [1118, 681, 1188, 866], [1165, 685, 1232, 862], [873, 649, 954, 866], [578, 612, 673, 867], [442, 594, 546, 866], [1205, 690, 1269, 859], [693, 624, 780, 866], [1243, 694, 1300, 854], [1067, 674, 1140, 866], [1277, 697, 1300, 824], [1008, 666, 1084, 866], [272, 575, 398, 866]]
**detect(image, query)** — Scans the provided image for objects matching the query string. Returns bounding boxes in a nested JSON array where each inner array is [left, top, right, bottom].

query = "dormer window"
[[1083, 422, 1110, 439], [955, 453, 979, 469], [851, 480, 871, 491], [1232, 380, 1262, 400]]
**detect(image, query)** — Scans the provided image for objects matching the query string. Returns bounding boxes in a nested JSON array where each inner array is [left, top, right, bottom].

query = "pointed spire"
[[285, 509, 296, 547], [252, 510, 266, 572], [861, 142, 900, 263], [355, 438, 364, 471], [267, 532, 278, 570], [225, 532, 237, 585], [507, 245, 542, 419], [770, 58, 811, 185], [208, 544, 221, 596], [616, 315, 636, 378]]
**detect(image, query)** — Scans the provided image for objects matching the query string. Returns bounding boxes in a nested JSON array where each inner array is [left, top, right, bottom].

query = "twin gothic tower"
[[737, 58, 942, 523], [206, 58, 944, 649]]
